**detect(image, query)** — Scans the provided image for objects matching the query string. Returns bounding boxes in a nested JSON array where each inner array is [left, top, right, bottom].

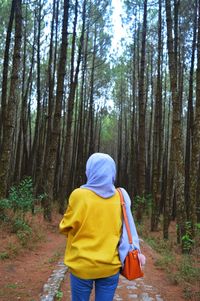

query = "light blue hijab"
[[81, 153, 116, 198], [81, 152, 140, 265]]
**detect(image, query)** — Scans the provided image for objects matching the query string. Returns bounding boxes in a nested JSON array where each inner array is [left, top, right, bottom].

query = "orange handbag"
[[117, 188, 144, 281]]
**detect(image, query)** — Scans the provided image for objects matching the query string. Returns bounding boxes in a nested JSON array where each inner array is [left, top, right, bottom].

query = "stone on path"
[[40, 262, 68, 301], [39, 263, 165, 301], [114, 275, 164, 301]]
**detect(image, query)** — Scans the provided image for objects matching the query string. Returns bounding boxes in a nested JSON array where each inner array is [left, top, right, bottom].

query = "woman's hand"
[[138, 253, 146, 266]]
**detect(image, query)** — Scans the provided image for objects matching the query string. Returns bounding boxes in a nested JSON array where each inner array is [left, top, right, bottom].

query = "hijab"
[[81, 153, 116, 198]]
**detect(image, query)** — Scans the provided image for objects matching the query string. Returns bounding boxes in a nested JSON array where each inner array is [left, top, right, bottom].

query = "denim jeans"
[[70, 272, 120, 301]]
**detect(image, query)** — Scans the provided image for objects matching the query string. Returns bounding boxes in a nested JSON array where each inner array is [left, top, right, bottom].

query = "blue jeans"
[[70, 272, 120, 301]]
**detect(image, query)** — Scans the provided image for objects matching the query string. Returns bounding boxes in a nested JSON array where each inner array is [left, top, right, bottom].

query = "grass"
[[48, 251, 62, 263], [0, 251, 9, 260], [55, 290, 63, 301], [140, 219, 200, 300], [5, 283, 18, 289]]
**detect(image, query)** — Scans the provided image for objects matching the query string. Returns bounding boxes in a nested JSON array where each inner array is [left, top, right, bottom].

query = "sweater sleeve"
[[59, 189, 82, 236]]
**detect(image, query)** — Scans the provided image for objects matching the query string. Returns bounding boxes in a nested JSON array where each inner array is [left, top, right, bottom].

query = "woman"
[[59, 153, 141, 301]]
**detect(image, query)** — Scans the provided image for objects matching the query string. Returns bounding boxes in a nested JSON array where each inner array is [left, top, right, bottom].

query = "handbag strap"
[[117, 188, 133, 245]]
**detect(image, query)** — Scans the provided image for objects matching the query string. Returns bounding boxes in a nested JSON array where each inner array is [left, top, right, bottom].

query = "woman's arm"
[[59, 189, 82, 236]]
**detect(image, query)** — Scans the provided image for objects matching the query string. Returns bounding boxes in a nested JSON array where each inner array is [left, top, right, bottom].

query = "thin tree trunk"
[[88, 24, 97, 156]]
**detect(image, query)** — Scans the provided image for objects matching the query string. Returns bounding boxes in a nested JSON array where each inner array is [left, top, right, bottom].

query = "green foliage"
[[101, 113, 118, 142], [8, 177, 34, 219], [181, 222, 194, 253], [0, 199, 11, 221], [7, 241, 19, 256], [16, 229, 32, 247], [134, 195, 145, 209], [179, 256, 200, 282], [0, 198, 11, 210], [133, 194, 152, 215], [48, 251, 62, 263], [145, 236, 173, 254], [196, 223, 200, 232], [155, 254, 175, 272], [11, 218, 32, 246], [0, 178, 35, 248], [5, 283, 18, 289], [173, 255, 200, 284], [145, 234, 200, 293], [56, 290, 63, 301], [0, 252, 9, 260], [183, 287, 200, 300], [12, 218, 32, 234]]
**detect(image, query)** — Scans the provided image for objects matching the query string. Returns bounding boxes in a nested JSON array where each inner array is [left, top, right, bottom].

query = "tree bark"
[[0, 0, 22, 198], [151, 0, 163, 231], [43, 0, 69, 221], [58, 0, 86, 213], [189, 0, 200, 236], [185, 0, 197, 220], [165, 0, 187, 245], [0, 0, 16, 146], [137, 0, 147, 222]]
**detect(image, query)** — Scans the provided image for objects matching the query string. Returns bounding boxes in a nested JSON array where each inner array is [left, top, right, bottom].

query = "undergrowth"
[[0, 178, 46, 258], [139, 218, 200, 300]]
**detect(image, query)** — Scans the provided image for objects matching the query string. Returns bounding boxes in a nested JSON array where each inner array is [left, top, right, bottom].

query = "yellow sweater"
[[59, 188, 122, 279]]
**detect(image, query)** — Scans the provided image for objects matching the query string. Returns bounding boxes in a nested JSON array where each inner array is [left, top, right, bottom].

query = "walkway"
[[114, 276, 164, 301], [40, 263, 164, 301]]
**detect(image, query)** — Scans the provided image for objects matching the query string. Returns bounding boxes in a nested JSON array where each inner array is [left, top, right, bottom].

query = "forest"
[[0, 0, 200, 257]]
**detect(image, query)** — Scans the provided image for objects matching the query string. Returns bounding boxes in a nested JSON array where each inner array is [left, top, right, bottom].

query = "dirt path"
[[0, 222, 185, 301], [0, 222, 66, 301]]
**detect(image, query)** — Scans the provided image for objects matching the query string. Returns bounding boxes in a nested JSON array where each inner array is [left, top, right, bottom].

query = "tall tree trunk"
[[88, 24, 97, 156], [151, 0, 162, 231], [0, 0, 16, 146], [75, 27, 89, 189], [137, 0, 147, 222], [14, 2, 29, 183], [117, 78, 123, 185], [30, 1, 42, 189], [58, 0, 86, 213], [165, 0, 187, 246], [189, 0, 200, 236], [44, 0, 57, 169], [129, 39, 137, 200], [185, 0, 197, 220], [43, 0, 69, 221], [0, 0, 22, 198]]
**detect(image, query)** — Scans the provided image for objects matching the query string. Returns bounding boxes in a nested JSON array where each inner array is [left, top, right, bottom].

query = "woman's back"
[[60, 188, 122, 279]]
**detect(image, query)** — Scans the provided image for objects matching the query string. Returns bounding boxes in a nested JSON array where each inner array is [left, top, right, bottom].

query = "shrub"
[[133, 194, 152, 216], [0, 199, 11, 222], [181, 222, 194, 253], [0, 252, 9, 260], [11, 218, 32, 234], [9, 177, 34, 219]]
